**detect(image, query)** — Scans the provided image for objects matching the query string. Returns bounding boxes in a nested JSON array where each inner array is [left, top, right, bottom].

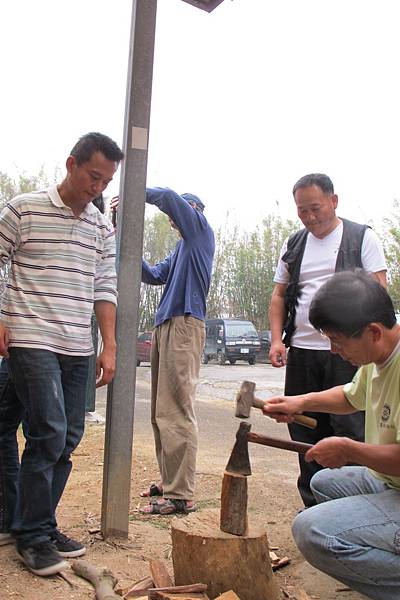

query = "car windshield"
[[225, 323, 258, 339], [260, 330, 271, 340]]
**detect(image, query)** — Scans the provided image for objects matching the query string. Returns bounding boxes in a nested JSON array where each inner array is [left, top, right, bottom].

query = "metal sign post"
[[101, 0, 158, 538]]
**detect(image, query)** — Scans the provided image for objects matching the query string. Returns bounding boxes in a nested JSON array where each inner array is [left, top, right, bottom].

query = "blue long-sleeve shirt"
[[142, 188, 215, 327]]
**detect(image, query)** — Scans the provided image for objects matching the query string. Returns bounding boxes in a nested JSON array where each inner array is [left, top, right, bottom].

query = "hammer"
[[235, 380, 317, 429], [226, 421, 313, 476]]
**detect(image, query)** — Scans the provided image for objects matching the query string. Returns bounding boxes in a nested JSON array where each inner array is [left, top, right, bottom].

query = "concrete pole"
[[101, 0, 158, 538]]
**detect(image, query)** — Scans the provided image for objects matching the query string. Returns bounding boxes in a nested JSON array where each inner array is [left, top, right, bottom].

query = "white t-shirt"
[[274, 221, 387, 350]]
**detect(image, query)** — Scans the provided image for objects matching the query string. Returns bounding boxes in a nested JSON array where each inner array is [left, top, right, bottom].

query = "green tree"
[[138, 212, 177, 331], [206, 215, 297, 329], [0, 167, 52, 209], [0, 168, 55, 294], [382, 199, 400, 311], [206, 222, 235, 319]]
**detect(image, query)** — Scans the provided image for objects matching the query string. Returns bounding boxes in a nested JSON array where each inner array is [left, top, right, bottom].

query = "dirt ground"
[[0, 372, 366, 600]]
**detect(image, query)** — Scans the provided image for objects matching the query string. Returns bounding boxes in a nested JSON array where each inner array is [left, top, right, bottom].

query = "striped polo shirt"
[[0, 185, 117, 355]]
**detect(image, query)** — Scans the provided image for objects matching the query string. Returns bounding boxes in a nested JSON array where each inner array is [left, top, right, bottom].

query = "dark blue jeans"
[[285, 347, 364, 508], [0, 358, 23, 532], [8, 348, 89, 546]]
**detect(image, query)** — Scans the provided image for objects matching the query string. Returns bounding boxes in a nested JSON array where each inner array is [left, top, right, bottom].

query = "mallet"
[[235, 380, 317, 429]]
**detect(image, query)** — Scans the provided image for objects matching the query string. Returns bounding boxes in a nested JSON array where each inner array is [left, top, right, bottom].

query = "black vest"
[[282, 218, 369, 346]]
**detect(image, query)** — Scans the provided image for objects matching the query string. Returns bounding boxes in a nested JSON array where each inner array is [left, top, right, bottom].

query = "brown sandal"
[[139, 498, 197, 515]]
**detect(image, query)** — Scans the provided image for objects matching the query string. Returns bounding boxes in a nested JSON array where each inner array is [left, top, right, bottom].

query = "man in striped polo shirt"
[[0, 132, 123, 576]]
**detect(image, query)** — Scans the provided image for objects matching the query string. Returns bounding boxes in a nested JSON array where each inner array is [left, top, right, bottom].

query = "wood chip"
[[150, 594, 209, 600], [269, 550, 290, 570], [269, 551, 279, 563], [121, 576, 154, 598], [149, 559, 174, 587], [271, 556, 290, 570], [282, 586, 312, 600]]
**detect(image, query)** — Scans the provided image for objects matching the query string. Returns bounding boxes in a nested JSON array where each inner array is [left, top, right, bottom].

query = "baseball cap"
[[181, 193, 205, 212]]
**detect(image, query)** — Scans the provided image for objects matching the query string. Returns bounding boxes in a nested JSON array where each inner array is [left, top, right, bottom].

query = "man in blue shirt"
[[139, 188, 215, 514]]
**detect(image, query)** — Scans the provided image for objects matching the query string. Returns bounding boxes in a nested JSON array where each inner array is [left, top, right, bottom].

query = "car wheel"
[[137, 360, 141, 367], [229, 359, 236, 365], [217, 352, 226, 365], [248, 356, 256, 365], [201, 352, 209, 364]]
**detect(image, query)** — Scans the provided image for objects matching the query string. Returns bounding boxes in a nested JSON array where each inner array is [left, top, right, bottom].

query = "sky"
[[1, 0, 400, 231]]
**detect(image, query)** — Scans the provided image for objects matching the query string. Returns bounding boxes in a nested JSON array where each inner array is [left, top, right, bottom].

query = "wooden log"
[[148, 583, 207, 596], [217, 593, 241, 600], [149, 560, 174, 587], [171, 509, 280, 600], [122, 576, 154, 598], [150, 594, 209, 600], [71, 560, 120, 600], [220, 471, 248, 536]]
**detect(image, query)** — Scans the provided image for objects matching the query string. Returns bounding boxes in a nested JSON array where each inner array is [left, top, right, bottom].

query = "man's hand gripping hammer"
[[235, 380, 317, 429]]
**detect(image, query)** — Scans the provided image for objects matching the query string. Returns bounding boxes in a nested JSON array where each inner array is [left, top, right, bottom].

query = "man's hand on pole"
[[94, 301, 117, 388], [0, 322, 10, 357], [96, 346, 116, 388]]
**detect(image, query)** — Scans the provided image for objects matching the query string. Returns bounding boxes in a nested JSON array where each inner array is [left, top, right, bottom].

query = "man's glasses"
[[319, 327, 365, 350]]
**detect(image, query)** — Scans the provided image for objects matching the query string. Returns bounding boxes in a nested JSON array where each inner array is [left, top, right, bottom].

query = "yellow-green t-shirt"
[[343, 349, 400, 490]]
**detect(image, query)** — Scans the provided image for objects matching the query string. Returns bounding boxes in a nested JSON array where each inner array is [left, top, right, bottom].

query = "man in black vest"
[[268, 173, 387, 508]]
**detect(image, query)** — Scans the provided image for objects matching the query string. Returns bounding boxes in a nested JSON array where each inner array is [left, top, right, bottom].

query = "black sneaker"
[[50, 530, 86, 558], [17, 540, 68, 576], [0, 532, 13, 546]]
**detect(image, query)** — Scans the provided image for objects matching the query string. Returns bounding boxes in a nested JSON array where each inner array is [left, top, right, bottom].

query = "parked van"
[[202, 318, 260, 365]]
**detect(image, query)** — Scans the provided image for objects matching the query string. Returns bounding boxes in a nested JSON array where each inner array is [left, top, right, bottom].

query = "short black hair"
[[70, 132, 124, 166], [293, 173, 334, 197], [309, 270, 396, 337]]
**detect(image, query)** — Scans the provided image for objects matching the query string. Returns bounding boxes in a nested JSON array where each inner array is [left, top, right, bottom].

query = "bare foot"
[[140, 482, 163, 498]]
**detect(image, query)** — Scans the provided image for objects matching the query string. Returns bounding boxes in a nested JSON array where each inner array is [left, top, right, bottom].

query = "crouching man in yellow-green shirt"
[[264, 270, 400, 600]]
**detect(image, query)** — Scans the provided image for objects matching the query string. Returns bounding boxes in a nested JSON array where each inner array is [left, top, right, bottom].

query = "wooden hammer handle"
[[252, 397, 317, 429], [247, 431, 313, 454], [292, 414, 317, 429]]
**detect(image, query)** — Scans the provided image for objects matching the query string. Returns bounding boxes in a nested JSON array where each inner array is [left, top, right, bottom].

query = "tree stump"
[[171, 509, 280, 600]]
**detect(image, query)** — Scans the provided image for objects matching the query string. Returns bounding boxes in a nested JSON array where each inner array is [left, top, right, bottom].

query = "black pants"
[[0, 359, 23, 533], [285, 347, 365, 508]]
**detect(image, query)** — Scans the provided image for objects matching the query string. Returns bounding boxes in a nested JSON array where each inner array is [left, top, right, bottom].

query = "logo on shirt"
[[382, 404, 391, 422]]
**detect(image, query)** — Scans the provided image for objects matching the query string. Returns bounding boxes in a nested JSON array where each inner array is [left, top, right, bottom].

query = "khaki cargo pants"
[[150, 316, 205, 500]]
